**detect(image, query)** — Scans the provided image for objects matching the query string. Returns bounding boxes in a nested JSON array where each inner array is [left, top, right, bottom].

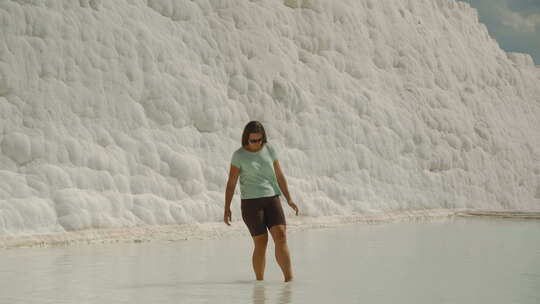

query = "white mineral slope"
[[0, 0, 539, 242]]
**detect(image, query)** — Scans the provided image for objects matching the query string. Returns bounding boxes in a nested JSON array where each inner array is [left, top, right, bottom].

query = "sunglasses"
[[249, 138, 263, 144]]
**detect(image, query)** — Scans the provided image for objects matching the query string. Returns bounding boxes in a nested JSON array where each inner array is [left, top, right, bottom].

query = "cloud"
[[463, 0, 540, 63], [498, 7, 540, 32]]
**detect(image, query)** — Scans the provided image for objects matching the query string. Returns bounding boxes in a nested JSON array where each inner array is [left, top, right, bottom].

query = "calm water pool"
[[0, 216, 539, 304]]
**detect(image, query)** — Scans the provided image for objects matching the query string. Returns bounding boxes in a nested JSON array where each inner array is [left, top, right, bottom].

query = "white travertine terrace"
[[0, 0, 539, 241]]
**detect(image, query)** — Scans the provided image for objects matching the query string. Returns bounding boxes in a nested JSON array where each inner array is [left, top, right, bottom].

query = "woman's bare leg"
[[269, 225, 293, 282], [252, 233, 268, 280]]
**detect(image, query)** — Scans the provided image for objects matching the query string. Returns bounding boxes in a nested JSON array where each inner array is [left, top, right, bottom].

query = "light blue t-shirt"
[[230, 143, 282, 199]]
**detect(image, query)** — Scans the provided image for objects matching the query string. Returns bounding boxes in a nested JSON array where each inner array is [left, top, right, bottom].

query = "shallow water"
[[1, 217, 539, 304]]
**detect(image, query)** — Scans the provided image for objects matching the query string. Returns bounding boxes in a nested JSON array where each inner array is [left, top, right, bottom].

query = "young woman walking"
[[224, 121, 299, 282]]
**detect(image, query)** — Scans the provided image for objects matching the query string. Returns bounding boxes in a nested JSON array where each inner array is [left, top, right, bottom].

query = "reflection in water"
[[252, 282, 266, 303], [252, 282, 292, 304], [277, 283, 292, 304], [1, 218, 538, 304]]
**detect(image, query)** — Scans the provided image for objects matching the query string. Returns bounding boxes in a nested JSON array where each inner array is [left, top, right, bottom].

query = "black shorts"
[[241, 195, 286, 236]]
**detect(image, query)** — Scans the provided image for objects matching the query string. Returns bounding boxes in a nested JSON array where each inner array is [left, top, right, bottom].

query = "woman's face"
[[248, 133, 263, 148]]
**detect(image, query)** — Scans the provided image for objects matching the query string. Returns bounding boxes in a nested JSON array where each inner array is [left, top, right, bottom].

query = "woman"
[[224, 121, 299, 282]]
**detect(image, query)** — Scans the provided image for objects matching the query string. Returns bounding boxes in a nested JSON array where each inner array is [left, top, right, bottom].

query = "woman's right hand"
[[224, 208, 232, 226]]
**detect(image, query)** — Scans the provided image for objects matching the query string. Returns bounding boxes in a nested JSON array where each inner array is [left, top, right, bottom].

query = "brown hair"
[[241, 121, 268, 147]]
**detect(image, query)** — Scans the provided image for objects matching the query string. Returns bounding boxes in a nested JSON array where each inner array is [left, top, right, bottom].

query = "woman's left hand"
[[287, 201, 299, 216]]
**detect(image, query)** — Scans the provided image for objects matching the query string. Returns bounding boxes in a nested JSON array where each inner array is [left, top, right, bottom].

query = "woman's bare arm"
[[225, 165, 240, 210], [273, 160, 292, 203]]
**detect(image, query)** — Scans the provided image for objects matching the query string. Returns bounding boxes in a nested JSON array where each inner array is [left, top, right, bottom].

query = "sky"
[[463, 0, 540, 64]]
